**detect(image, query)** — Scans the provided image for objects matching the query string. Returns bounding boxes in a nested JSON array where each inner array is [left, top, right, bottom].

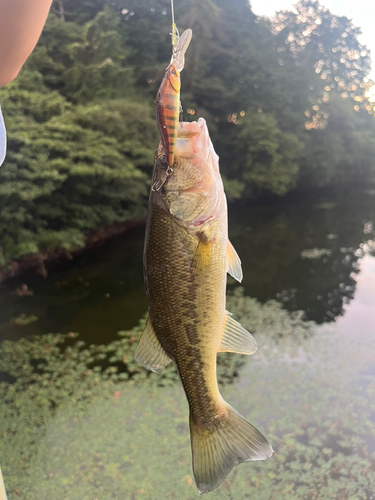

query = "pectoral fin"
[[135, 316, 172, 372], [191, 232, 212, 275], [218, 312, 257, 355], [227, 240, 243, 282]]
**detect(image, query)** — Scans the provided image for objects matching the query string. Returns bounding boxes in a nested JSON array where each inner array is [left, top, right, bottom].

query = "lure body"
[[154, 28, 192, 172], [155, 63, 181, 168]]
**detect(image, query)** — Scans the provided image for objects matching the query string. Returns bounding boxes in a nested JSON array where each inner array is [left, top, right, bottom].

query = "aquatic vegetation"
[[1, 290, 374, 498], [11, 313, 39, 326], [300, 248, 331, 260], [226, 289, 315, 341], [312, 202, 338, 210]]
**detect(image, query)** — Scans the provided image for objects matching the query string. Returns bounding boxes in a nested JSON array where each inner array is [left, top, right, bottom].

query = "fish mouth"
[[175, 118, 218, 171], [175, 119, 210, 158]]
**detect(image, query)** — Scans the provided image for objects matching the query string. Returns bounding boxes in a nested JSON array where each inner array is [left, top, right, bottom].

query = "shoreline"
[[0, 219, 146, 285]]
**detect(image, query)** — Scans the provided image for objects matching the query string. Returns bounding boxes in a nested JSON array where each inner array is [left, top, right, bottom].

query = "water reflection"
[[229, 188, 375, 323], [0, 226, 147, 343], [335, 249, 375, 339], [0, 187, 374, 344]]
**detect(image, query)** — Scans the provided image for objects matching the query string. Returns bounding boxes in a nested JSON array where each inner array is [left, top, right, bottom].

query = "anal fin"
[[227, 240, 243, 282], [135, 316, 172, 372], [218, 312, 257, 355]]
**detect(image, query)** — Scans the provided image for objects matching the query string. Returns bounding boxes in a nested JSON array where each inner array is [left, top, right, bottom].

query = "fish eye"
[[171, 68, 175, 75]]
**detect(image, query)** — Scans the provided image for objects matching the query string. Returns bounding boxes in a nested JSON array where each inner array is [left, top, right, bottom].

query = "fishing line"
[[104, 0, 180, 53], [171, 0, 178, 47]]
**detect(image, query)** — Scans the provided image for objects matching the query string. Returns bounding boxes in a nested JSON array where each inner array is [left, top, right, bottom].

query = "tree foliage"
[[228, 111, 300, 198], [0, 0, 374, 263], [271, 0, 371, 100], [0, 7, 158, 263]]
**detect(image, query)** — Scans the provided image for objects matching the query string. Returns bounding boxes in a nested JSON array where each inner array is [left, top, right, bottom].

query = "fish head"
[[165, 63, 180, 93], [156, 118, 226, 228]]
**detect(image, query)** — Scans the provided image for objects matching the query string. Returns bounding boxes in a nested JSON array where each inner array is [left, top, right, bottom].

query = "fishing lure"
[[152, 29, 192, 191]]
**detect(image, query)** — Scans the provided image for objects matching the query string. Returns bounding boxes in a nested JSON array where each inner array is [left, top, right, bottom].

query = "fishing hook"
[[151, 166, 174, 192]]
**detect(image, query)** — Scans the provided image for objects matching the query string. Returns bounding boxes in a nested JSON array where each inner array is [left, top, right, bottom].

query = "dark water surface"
[[0, 186, 374, 344]]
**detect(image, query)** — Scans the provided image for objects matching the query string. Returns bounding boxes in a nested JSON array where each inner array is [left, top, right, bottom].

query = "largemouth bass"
[[136, 118, 273, 493]]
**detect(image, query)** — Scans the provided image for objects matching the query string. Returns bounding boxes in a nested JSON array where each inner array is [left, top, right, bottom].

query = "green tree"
[[271, 0, 373, 115], [300, 94, 375, 187], [0, 0, 374, 266], [0, 7, 158, 264], [227, 111, 300, 198]]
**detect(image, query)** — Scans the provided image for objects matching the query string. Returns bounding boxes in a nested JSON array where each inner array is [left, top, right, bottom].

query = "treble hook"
[[151, 166, 174, 192]]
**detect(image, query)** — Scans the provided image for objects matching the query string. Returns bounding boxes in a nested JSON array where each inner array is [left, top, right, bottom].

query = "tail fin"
[[190, 403, 273, 494]]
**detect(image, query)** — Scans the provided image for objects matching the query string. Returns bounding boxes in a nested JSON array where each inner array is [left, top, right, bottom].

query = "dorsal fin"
[[227, 240, 243, 282], [218, 312, 257, 355], [135, 316, 172, 372]]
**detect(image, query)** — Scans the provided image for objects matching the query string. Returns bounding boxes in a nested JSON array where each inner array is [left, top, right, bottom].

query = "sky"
[[250, 0, 375, 80]]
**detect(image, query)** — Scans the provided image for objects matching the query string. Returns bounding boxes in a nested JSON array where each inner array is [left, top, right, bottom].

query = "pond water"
[[0, 187, 374, 345], [1, 186, 375, 499]]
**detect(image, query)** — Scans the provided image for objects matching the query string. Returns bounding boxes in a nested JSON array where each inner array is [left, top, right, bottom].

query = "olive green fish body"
[[145, 202, 227, 423], [136, 119, 273, 494]]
